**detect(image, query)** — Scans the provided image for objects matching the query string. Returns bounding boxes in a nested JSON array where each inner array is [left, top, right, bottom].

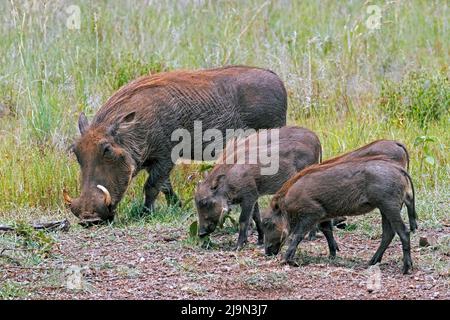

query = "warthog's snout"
[[63, 185, 115, 223], [265, 243, 281, 256], [198, 223, 216, 238]]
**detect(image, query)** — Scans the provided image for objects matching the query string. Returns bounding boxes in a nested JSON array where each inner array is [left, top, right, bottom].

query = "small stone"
[[366, 264, 382, 293], [419, 236, 430, 247], [220, 265, 231, 272]]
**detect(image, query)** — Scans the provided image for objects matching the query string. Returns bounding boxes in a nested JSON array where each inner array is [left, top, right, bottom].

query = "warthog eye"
[[102, 143, 115, 159], [198, 199, 211, 208], [262, 218, 274, 230]]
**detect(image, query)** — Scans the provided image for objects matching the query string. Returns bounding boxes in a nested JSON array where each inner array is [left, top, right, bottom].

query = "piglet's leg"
[[319, 220, 339, 258], [307, 227, 319, 241], [252, 202, 264, 245], [385, 209, 413, 274], [369, 213, 395, 265], [236, 199, 257, 250], [283, 215, 319, 266]]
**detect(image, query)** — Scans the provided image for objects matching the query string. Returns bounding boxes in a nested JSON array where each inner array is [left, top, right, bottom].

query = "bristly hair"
[[319, 139, 387, 165], [271, 154, 394, 210]]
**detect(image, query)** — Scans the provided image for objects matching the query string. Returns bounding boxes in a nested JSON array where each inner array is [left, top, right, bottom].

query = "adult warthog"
[[64, 66, 287, 222]]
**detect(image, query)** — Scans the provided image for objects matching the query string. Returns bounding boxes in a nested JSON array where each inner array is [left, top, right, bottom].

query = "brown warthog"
[[262, 156, 416, 274], [321, 139, 410, 169], [195, 126, 321, 249], [64, 66, 287, 221], [307, 139, 411, 239]]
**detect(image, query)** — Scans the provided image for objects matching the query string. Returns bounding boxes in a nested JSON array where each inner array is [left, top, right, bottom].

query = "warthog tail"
[[400, 168, 417, 232], [396, 141, 410, 171]]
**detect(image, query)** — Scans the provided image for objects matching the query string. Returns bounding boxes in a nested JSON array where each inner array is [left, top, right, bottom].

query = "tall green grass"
[[0, 1, 448, 224]]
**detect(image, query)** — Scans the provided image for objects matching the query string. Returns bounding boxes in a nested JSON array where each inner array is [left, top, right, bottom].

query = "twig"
[[0, 219, 71, 233], [0, 225, 14, 232]]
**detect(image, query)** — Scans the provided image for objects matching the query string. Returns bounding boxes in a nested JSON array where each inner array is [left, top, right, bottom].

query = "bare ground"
[[1, 219, 449, 300]]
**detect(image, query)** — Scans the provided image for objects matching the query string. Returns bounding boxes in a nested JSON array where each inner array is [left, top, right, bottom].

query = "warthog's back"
[[90, 66, 287, 164], [92, 65, 286, 131], [321, 140, 409, 169], [214, 126, 321, 196], [282, 157, 410, 217]]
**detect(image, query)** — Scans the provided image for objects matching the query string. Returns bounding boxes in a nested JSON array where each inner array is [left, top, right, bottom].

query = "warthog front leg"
[[160, 179, 181, 207], [283, 215, 319, 266], [307, 227, 319, 241], [252, 202, 264, 245], [143, 161, 175, 213], [236, 199, 258, 250]]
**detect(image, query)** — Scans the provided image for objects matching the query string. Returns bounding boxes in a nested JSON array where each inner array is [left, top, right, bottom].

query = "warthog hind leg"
[[318, 220, 339, 258], [369, 212, 395, 265]]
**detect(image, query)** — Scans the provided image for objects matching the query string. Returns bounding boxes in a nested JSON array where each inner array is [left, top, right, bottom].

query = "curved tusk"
[[97, 185, 112, 207], [63, 189, 72, 206]]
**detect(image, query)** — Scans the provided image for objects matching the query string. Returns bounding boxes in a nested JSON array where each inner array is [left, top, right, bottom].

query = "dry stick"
[[0, 219, 71, 233], [0, 225, 14, 232]]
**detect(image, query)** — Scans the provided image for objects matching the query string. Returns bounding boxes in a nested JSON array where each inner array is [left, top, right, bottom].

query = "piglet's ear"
[[271, 198, 282, 214], [211, 174, 225, 191], [108, 112, 136, 136], [78, 112, 89, 135], [122, 112, 135, 123]]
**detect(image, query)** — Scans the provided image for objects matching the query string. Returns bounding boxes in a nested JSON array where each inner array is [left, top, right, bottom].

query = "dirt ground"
[[1, 218, 449, 300]]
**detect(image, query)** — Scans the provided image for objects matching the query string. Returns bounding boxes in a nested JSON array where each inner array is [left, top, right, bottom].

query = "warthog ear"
[[108, 112, 136, 137], [211, 174, 225, 191], [78, 112, 89, 135], [122, 112, 136, 123], [273, 202, 281, 213]]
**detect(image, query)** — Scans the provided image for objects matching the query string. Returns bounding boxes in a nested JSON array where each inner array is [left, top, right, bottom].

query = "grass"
[[0, 280, 28, 299], [0, 0, 448, 230]]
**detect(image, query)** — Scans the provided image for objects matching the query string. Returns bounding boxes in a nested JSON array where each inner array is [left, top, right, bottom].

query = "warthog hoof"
[[234, 241, 248, 251], [282, 259, 300, 267], [403, 261, 413, 275]]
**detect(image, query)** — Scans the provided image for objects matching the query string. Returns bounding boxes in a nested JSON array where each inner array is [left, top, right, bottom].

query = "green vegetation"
[[0, 280, 28, 299], [0, 1, 448, 229], [380, 71, 449, 129]]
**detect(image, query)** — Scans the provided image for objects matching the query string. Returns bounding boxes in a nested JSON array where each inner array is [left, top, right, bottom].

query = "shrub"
[[107, 53, 166, 90], [380, 71, 449, 129]]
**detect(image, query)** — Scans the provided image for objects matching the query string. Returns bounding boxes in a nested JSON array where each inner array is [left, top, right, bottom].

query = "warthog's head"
[[195, 173, 231, 238], [64, 112, 136, 222], [261, 202, 289, 256]]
